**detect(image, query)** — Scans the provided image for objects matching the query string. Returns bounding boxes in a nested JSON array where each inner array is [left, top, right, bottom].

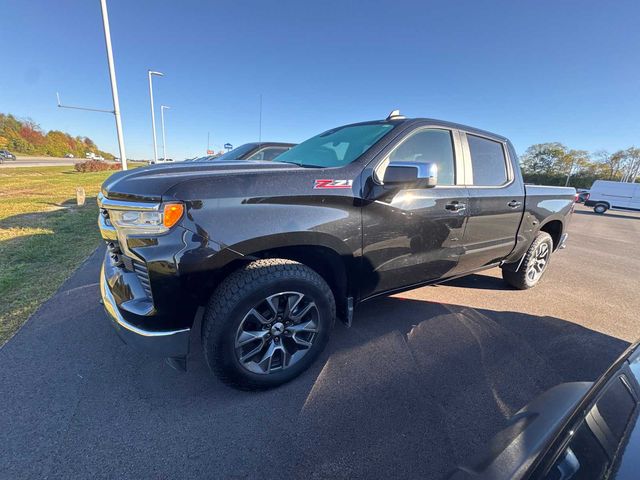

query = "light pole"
[[148, 70, 164, 163], [100, 0, 127, 170], [160, 105, 170, 161], [58, 0, 128, 170]]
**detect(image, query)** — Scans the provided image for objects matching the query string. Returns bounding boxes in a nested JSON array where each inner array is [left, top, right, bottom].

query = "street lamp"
[[57, 0, 128, 170], [147, 70, 164, 163], [160, 105, 170, 161]]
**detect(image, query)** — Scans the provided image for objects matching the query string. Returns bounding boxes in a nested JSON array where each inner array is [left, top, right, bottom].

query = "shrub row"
[[74, 160, 121, 173]]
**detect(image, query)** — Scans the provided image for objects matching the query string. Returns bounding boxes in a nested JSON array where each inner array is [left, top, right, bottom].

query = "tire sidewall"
[[594, 204, 607, 214], [523, 235, 553, 288], [210, 276, 334, 388]]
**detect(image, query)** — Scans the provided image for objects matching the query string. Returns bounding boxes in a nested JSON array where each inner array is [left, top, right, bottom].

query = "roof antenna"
[[386, 109, 406, 120]]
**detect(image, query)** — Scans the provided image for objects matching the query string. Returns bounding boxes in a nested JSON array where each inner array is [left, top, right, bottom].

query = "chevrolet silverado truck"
[[98, 111, 575, 390]]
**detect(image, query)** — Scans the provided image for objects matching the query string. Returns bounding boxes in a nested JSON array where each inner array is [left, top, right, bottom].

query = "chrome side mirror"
[[383, 161, 438, 188]]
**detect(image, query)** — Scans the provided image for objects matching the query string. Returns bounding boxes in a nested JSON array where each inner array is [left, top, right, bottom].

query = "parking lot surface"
[[1, 205, 638, 479]]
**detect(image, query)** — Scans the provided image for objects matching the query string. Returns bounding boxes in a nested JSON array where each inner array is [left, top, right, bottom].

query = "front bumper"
[[100, 264, 190, 358]]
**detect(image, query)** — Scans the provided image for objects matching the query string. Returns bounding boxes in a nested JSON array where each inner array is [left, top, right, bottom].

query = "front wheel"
[[202, 258, 335, 390], [502, 232, 553, 290]]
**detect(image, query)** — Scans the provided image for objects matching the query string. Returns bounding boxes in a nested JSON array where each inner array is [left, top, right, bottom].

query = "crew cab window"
[[376, 128, 455, 185], [467, 134, 508, 186], [247, 147, 289, 161]]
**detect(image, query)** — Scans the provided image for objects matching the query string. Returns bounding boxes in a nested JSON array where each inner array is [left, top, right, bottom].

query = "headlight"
[[109, 203, 184, 235]]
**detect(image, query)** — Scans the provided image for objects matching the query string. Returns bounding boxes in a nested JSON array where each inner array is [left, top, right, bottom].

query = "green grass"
[[0, 166, 141, 345]]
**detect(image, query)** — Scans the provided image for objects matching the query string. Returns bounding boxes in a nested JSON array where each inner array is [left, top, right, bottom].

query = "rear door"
[[455, 132, 524, 273], [360, 126, 469, 298]]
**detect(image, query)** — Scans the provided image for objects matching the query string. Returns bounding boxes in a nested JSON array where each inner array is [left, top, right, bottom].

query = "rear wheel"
[[502, 232, 553, 290], [202, 258, 335, 390], [594, 203, 608, 214]]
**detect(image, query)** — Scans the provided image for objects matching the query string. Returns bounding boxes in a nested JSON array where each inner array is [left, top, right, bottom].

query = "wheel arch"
[[538, 219, 564, 251], [194, 232, 356, 312]]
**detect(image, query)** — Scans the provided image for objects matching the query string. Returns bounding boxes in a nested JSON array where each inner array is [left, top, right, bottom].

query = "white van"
[[585, 180, 640, 213]]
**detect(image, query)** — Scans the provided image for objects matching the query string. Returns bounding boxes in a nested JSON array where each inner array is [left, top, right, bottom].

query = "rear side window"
[[545, 423, 609, 480], [593, 376, 636, 442], [467, 134, 508, 186], [544, 376, 638, 480]]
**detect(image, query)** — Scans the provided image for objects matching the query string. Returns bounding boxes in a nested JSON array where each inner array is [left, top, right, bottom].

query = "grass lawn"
[[0, 165, 135, 345]]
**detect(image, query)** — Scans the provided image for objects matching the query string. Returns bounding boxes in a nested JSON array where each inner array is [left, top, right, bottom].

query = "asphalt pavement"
[[1, 205, 638, 479]]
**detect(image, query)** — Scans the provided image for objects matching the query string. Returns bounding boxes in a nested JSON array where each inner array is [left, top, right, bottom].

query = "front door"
[[360, 127, 468, 299]]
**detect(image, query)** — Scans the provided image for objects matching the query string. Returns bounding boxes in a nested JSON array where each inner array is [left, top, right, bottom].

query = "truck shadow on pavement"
[[439, 272, 513, 291], [0, 261, 629, 479], [286, 296, 628, 479]]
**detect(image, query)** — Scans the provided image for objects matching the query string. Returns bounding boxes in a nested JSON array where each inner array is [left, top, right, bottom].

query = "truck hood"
[[101, 160, 301, 202]]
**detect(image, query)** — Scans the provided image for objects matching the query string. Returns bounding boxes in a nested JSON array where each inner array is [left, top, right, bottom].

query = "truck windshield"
[[275, 123, 395, 168], [198, 144, 257, 162]]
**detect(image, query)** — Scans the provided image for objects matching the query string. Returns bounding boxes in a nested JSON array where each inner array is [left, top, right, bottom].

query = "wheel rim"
[[234, 291, 319, 375], [526, 242, 550, 282]]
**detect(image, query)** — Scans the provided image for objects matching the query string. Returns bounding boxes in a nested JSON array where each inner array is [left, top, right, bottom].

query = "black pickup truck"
[[98, 112, 575, 390]]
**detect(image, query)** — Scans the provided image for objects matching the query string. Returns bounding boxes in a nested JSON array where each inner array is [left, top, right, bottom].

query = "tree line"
[[0, 113, 114, 159], [519, 143, 640, 188]]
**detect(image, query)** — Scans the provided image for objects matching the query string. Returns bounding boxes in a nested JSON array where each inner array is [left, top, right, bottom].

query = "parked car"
[[97, 111, 575, 390], [448, 341, 640, 480], [64, 153, 75, 158], [575, 189, 590, 203], [585, 180, 640, 213], [195, 142, 295, 162], [0, 149, 16, 161]]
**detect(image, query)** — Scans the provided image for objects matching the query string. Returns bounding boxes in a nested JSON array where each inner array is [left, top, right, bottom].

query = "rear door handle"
[[507, 200, 522, 208], [445, 201, 466, 212]]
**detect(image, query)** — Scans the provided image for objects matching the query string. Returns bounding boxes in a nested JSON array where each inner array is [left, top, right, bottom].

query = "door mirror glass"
[[383, 161, 438, 187]]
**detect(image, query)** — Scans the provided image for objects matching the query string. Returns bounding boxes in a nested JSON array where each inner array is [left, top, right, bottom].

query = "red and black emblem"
[[313, 179, 353, 189]]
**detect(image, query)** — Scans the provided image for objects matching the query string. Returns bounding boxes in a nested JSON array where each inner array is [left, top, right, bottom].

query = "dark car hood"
[[101, 160, 300, 202]]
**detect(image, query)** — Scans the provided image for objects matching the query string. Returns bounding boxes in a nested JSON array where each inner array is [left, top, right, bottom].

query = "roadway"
[[0, 156, 123, 168]]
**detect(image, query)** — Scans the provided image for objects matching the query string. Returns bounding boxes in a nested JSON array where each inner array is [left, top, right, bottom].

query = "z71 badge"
[[314, 179, 353, 189]]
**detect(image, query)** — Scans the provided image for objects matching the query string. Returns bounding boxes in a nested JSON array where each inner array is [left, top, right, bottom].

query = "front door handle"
[[507, 200, 522, 208], [445, 201, 466, 212]]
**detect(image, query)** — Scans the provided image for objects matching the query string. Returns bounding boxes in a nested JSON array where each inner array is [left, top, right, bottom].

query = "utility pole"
[[148, 70, 164, 163], [258, 94, 262, 144], [565, 162, 573, 186], [160, 105, 170, 161]]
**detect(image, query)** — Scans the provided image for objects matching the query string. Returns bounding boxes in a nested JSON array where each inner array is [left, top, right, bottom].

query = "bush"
[[74, 160, 121, 173]]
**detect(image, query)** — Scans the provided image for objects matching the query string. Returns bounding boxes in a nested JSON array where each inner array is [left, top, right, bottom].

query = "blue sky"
[[1, 0, 638, 160]]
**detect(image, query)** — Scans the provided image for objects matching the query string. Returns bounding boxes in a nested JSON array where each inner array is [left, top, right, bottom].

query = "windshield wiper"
[[278, 161, 322, 168]]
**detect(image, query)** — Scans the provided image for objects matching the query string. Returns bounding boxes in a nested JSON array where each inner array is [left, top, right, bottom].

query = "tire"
[[594, 203, 608, 214], [202, 258, 335, 390], [502, 232, 553, 290]]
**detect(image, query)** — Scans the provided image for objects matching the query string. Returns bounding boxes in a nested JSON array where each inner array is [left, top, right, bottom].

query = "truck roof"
[[338, 117, 509, 143]]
